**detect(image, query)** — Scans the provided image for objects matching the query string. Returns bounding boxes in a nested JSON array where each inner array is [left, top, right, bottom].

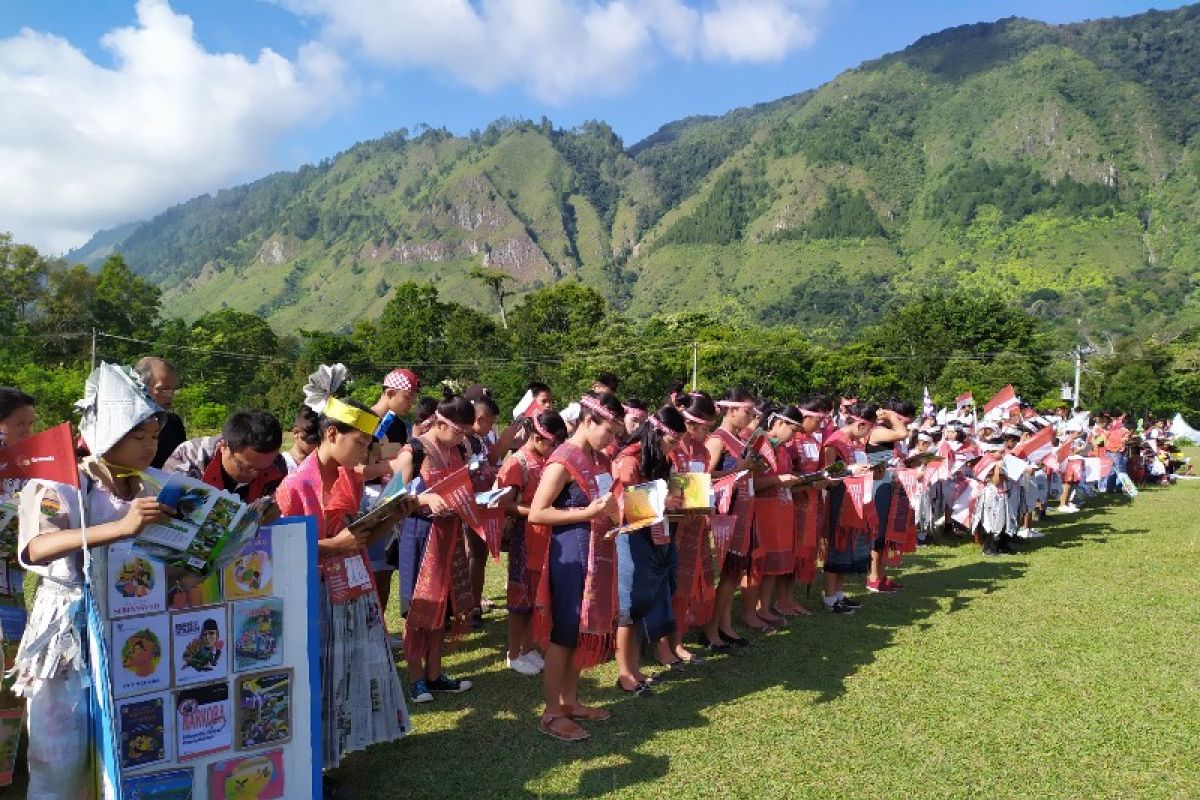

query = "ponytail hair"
[[438, 387, 476, 428]]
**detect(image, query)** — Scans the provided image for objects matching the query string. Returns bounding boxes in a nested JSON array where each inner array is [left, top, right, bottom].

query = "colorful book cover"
[[175, 682, 232, 761], [118, 692, 171, 770], [610, 479, 667, 535], [222, 529, 272, 601], [166, 565, 222, 610], [121, 767, 194, 800], [668, 472, 713, 510], [111, 615, 171, 698], [172, 608, 228, 686], [140, 474, 253, 574], [0, 707, 22, 786], [235, 668, 293, 750], [231, 598, 284, 672], [207, 749, 284, 800], [108, 541, 168, 617]]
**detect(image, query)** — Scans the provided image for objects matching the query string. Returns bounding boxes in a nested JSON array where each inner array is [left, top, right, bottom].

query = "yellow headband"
[[324, 397, 379, 436]]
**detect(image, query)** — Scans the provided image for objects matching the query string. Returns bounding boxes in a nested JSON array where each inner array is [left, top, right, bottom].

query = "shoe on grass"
[[411, 679, 433, 704], [507, 653, 541, 676], [428, 674, 473, 693]]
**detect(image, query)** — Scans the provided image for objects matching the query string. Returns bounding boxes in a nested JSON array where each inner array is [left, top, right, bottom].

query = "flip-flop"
[[568, 705, 612, 722], [539, 713, 590, 741]]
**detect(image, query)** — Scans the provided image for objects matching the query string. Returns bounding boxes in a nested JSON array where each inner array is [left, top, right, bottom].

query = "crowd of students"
[[0, 360, 1191, 797]]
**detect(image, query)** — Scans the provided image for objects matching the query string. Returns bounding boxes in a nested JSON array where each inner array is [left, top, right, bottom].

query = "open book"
[[349, 476, 416, 534], [668, 472, 713, 511], [136, 474, 269, 575], [608, 479, 667, 537]]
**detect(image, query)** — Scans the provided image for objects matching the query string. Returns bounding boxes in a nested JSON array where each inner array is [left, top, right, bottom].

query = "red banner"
[[0, 423, 79, 487], [839, 474, 874, 529], [428, 466, 483, 534], [476, 506, 506, 561], [710, 514, 735, 567], [983, 385, 1017, 415], [1012, 426, 1053, 459]]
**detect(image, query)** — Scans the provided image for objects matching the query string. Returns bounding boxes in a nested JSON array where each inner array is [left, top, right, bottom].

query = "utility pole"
[[1072, 346, 1083, 410], [691, 341, 699, 391], [91, 328, 97, 372]]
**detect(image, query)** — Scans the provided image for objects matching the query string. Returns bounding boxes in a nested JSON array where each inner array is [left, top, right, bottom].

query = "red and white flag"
[[983, 385, 1018, 416], [428, 466, 484, 534], [0, 423, 79, 487], [955, 392, 974, 410], [1012, 426, 1054, 460]]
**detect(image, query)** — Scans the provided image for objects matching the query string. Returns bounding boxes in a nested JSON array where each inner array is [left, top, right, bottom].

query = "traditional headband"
[[715, 400, 755, 410], [798, 408, 826, 418], [531, 415, 556, 441], [846, 414, 875, 427], [649, 416, 673, 436], [681, 408, 710, 425], [579, 395, 617, 422], [623, 405, 648, 420], [383, 368, 419, 391], [324, 397, 380, 436], [435, 411, 467, 436], [769, 412, 803, 427]]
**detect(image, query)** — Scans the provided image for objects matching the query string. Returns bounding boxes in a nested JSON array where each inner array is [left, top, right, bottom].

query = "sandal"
[[539, 712, 590, 742], [568, 704, 612, 722]]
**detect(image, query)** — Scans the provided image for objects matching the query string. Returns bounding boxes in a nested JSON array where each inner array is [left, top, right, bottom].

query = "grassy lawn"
[[343, 476, 1199, 800], [3, 476, 1196, 798]]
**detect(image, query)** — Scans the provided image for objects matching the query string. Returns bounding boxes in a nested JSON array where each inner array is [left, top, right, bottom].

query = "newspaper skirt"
[[318, 580, 409, 770], [971, 484, 1015, 536]]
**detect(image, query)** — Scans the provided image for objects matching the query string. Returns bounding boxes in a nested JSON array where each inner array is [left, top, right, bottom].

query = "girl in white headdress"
[[11, 363, 172, 800]]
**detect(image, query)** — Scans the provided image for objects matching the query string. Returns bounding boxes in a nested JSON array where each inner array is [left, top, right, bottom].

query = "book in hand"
[[668, 472, 713, 512], [608, 480, 667, 537], [475, 485, 514, 508], [348, 477, 417, 534], [136, 474, 269, 576]]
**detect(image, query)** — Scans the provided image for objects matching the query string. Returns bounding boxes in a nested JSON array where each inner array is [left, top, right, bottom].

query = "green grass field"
[[345, 476, 1199, 800], [2, 476, 1195, 799]]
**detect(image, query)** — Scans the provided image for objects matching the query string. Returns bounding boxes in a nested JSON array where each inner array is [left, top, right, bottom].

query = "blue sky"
[[0, 0, 1187, 251]]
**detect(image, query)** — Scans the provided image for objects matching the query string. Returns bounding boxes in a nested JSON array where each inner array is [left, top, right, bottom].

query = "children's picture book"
[[235, 668, 293, 750], [121, 767, 194, 800], [112, 614, 172, 698], [223, 529, 273, 601], [609, 479, 667, 536], [108, 541, 168, 617], [474, 485, 514, 508], [166, 565, 222, 610], [0, 501, 17, 560], [0, 708, 22, 786], [118, 691, 171, 770], [231, 598, 284, 672], [668, 472, 713, 511], [138, 474, 265, 575], [172, 608, 228, 686], [207, 748, 285, 800], [348, 478, 416, 534], [175, 682, 233, 761]]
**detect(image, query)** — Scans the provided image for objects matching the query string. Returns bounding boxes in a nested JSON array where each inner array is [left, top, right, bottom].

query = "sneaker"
[[524, 650, 546, 669], [411, 680, 434, 704], [1056, 505, 1079, 514], [865, 578, 893, 593], [1015, 527, 1032, 539], [1026, 528, 1045, 538], [840, 596, 861, 609], [507, 654, 540, 676], [824, 599, 857, 614], [428, 674, 473, 693]]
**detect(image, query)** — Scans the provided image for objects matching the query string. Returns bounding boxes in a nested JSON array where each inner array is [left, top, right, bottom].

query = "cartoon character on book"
[[223, 755, 277, 800], [121, 629, 162, 678], [125, 733, 159, 764], [236, 610, 278, 663], [234, 551, 265, 592], [115, 556, 155, 598], [181, 618, 224, 672]]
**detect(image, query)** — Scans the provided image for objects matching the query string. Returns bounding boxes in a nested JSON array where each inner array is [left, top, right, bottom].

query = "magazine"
[[175, 682, 233, 761], [166, 566, 222, 610], [223, 529, 272, 601], [608, 480, 667, 536], [120, 767, 194, 800], [207, 749, 285, 800], [111, 614, 172, 698], [137, 474, 267, 575], [235, 669, 293, 750], [172, 608, 228, 686], [231, 598, 284, 672], [118, 692, 172, 770], [348, 477, 416, 534]]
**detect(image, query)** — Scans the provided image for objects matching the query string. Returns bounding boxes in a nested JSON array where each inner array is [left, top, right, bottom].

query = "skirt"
[[318, 580, 408, 770], [506, 519, 537, 614], [824, 483, 872, 574], [397, 516, 433, 615], [547, 523, 590, 648], [616, 529, 676, 643]]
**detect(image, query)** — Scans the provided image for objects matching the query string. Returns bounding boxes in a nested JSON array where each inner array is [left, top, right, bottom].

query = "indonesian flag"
[[955, 392, 974, 410], [1012, 426, 1054, 460], [983, 385, 1018, 416], [0, 423, 79, 487], [428, 466, 484, 534]]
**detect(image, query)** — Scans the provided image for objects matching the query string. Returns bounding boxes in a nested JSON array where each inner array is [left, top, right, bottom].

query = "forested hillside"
[[64, 5, 1200, 343]]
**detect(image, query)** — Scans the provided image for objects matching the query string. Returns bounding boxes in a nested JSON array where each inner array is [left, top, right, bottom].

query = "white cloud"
[[277, 0, 824, 104], [0, 0, 347, 253]]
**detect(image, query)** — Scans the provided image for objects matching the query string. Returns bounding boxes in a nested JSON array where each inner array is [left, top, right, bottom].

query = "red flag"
[[477, 506, 506, 561], [982, 385, 1017, 415], [0, 423, 79, 487], [752, 434, 777, 471], [1012, 426, 1054, 459], [955, 392, 974, 410], [428, 466, 483, 534]]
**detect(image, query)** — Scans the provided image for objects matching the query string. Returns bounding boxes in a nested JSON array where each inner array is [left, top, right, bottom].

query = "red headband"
[[649, 416, 672, 436], [769, 412, 803, 427], [579, 395, 617, 422], [716, 400, 755, 410], [436, 411, 466, 435], [531, 415, 555, 441], [623, 405, 648, 420], [681, 408, 710, 425], [798, 408, 826, 418]]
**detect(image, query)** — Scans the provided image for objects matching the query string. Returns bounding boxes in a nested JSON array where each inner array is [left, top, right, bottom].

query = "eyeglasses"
[[230, 451, 268, 476]]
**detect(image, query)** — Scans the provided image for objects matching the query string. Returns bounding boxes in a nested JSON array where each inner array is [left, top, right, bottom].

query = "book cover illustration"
[[609, 479, 667, 536], [166, 565, 222, 610], [0, 708, 22, 786], [175, 681, 232, 761], [231, 598, 284, 672], [207, 749, 284, 800], [111, 614, 171, 698], [118, 692, 171, 770], [235, 668, 293, 750], [121, 767, 194, 800], [138, 474, 260, 575], [108, 541, 168, 617], [223, 528, 272, 601], [668, 472, 713, 511], [172, 608, 228, 686]]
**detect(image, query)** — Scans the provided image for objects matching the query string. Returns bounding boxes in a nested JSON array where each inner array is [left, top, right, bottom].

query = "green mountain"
[[70, 4, 1200, 340]]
